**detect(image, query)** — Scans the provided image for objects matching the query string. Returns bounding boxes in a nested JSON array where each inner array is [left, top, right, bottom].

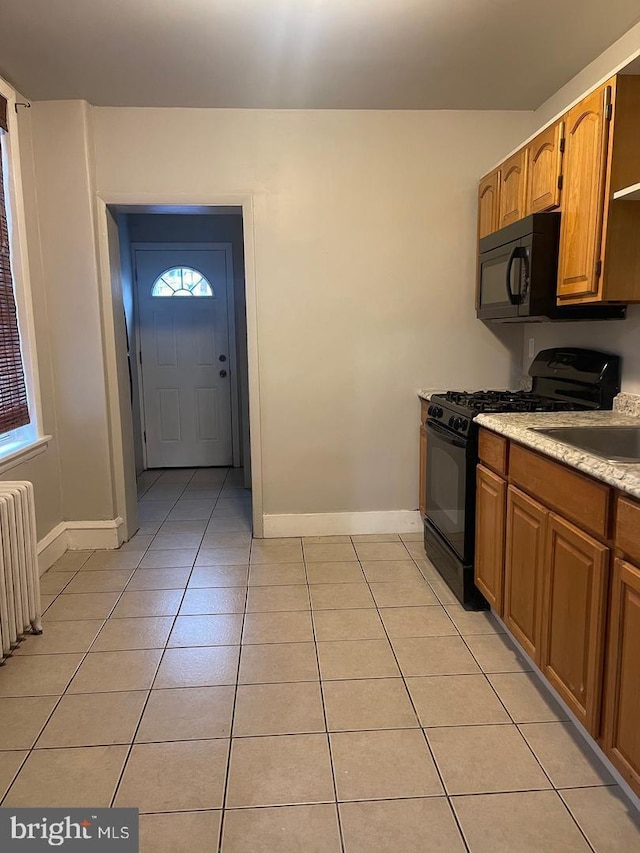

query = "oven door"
[[425, 420, 473, 563], [477, 240, 522, 320]]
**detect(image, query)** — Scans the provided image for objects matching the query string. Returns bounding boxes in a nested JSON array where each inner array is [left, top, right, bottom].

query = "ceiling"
[[1, 0, 640, 110]]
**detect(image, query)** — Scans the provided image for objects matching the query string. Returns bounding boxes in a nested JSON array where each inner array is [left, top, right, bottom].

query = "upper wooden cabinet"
[[556, 75, 640, 304], [525, 121, 564, 214], [478, 170, 500, 239], [498, 150, 527, 229], [477, 74, 640, 306], [556, 83, 612, 301]]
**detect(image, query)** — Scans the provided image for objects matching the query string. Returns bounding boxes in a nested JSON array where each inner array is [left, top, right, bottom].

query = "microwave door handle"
[[520, 247, 530, 301], [505, 247, 520, 305]]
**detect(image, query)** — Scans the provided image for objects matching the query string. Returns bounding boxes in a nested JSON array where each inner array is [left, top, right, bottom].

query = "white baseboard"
[[36, 522, 68, 575], [37, 517, 125, 574], [262, 510, 422, 538], [66, 517, 124, 551]]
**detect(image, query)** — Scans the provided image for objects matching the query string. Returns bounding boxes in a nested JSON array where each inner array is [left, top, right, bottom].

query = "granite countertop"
[[417, 389, 446, 401], [476, 400, 640, 499]]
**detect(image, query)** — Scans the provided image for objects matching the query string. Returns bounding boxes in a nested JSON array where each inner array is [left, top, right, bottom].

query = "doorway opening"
[[107, 206, 253, 537]]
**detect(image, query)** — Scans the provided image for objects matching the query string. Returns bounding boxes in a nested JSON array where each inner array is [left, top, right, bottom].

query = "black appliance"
[[477, 213, 625, 322], [423, 347, 621, 609]]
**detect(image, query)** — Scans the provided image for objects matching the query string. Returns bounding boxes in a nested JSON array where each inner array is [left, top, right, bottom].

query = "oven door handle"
[[426, 420, 467, 448]]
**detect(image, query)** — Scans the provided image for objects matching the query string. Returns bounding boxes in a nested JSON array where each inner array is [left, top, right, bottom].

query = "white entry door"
[[135, 246, 234, 468]]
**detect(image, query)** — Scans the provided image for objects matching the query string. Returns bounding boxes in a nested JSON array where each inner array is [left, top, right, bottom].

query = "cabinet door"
[[526, 121, 564, 214], [478, 170, 500, 238], [498, 149, 528, 229], [557, 83, 613, 302], [419, 401, 428, 516], [604, 558, 640, 795], [504, 486, 547, 661], [475, 465, 507, 613], [540, 513, 610, 733]]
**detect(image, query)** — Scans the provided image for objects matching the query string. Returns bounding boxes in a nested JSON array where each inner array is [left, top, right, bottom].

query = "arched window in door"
[[151, 267, 214, 297]]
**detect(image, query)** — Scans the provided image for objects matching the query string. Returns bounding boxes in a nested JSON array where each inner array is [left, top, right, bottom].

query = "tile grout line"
[[454, 630, 567, 798], [413, 547, 604, 849], [112, 464, 249, 818], [304, 541, 347, 853], [217, 470, 254, 853], [2, 509, 627, 847], [109, 466, 205, 809], [353, 539, 472, 853], [2, 536, 157, 805], [0, 466, 246, 810], [107, 465, 246, 810]]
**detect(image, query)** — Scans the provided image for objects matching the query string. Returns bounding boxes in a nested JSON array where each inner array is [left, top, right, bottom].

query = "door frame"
[[132, 241, 240, 470], [94, 195, 263, 537]]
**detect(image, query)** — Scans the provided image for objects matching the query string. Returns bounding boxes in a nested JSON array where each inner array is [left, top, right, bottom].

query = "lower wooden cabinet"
[[504, 486, 547, 662], [474, 465, 506, 612], [540, 513, 609, 734], [474, 431, 640, 795], [603, 558, 640, 791]]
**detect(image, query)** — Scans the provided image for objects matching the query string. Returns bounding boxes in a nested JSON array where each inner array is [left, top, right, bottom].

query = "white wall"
[[532, 20, 640, 129], [93, 108, 529, 515], [8, 16, 640, 541], [27, 101, 114, 522], [521, 22, 640, 390]]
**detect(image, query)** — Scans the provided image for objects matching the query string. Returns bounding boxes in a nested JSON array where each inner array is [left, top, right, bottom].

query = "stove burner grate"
[[439, 390, 582, 414]]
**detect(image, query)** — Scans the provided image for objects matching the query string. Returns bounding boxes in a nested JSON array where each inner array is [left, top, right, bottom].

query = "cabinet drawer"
[[614, 495, 640, 562], [509, 444, 610, 539], [479, 429, 508, 476]]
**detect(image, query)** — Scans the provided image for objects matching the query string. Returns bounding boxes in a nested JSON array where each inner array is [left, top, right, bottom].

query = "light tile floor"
[[1, 467, 639, 851]]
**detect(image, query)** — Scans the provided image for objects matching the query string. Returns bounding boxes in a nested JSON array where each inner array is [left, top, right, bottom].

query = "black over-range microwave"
[[476, 212, 625, 322]]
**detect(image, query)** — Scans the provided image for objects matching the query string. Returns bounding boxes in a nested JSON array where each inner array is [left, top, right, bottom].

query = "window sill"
[[0, 435, 52, 476]]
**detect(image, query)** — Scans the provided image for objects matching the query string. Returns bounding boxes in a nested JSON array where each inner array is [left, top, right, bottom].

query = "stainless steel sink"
[[535, 426, 640, 463]]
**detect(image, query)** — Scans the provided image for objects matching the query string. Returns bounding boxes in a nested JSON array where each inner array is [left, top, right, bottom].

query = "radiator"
[[0, 481, 42, 663]]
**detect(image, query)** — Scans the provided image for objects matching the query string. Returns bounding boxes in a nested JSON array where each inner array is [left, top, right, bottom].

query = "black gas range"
[[423, 348, 621, 609], [427, 389, 583, 437]]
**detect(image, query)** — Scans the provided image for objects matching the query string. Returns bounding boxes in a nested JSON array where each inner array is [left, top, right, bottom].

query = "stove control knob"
[[428, 405, 435, 416], [453, 417, 462, 430], [461, 419, 468, 431], [448, 416, 455, 427]]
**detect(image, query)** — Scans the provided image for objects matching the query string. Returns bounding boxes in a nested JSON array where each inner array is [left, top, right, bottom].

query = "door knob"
[[219, 355, 227, 362], [219, 370, 227, 378]]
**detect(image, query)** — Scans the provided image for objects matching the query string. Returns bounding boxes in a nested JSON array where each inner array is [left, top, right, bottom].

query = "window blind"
[[0, 94, 7, 133], [0, 120, 30, 435]]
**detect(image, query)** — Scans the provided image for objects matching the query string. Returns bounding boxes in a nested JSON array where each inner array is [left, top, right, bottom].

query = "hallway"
[[0, 468, 638, 851]]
